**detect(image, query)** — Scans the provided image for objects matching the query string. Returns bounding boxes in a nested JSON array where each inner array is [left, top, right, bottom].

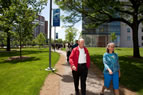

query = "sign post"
[[45, 6, 60, 71], [45, 0, 55, 71]]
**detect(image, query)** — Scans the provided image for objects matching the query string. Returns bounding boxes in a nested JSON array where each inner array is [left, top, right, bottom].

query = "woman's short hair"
[[106, 42, 115, 53]]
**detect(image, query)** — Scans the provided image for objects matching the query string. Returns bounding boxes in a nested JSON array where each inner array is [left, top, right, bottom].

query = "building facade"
[[82, 0, 143, 47], [82, 21, 121, 47], [33, 15, 48, 38], [82, 21, 143, 47], [120, 23, 143, 47]]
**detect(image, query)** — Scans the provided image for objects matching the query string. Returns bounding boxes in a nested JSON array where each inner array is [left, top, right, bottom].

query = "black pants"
[[72, 63, 88, 95], [67, 51, 71, 62]]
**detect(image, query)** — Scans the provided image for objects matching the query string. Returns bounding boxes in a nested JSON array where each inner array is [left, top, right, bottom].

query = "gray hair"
[[78, 38, 84, 42], [106, 42, 115, 53]]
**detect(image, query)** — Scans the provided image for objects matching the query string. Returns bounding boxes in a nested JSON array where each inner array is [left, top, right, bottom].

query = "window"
[[127, 28, 130, 32], [142, 28, 143, 32], [142, 36, 143, 40], [142, 43, 143, 46], [127, 36, 131, 41]]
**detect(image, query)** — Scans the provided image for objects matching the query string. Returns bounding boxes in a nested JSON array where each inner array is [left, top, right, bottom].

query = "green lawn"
[[0, 48, 60, 95], [88, 47, 143, 95], [61, 48, 66, 51], [0, 48, 6, 51]]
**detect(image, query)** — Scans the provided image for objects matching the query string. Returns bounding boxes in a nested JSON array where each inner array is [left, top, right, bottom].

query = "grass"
[[61, 48, 66, 51], [0, 48, 6, 51], [0, 48, 60, 95], [88, 47, 143, 95]]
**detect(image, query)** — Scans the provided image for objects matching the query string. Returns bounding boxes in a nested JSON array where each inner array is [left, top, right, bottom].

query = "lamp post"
[[45, 0, 55, 71]]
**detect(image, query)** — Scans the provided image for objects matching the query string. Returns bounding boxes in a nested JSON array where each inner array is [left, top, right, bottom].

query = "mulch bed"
[[7, 56, 31, 61]]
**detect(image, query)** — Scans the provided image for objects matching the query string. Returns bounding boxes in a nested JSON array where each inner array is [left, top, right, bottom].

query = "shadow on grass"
[[0, 50, 48, 58], [0, 57, 40, 64], [90, 54, 143, 92]]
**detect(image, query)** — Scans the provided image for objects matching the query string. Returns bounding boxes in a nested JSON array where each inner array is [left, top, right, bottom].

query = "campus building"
[[82, 0, 143, 47], [120, 23, 143, 47], [82, 21, 121, 47], [82, 20, 143, 47], [33, 15, 48, 38]]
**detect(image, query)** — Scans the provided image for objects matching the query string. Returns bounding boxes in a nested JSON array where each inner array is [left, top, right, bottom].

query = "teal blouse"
[[103, 52, 120, 74]]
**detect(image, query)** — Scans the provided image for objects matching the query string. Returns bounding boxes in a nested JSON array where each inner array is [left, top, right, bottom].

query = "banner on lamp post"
[[56, 33, 58, 39], [53, 9, 60, 27]]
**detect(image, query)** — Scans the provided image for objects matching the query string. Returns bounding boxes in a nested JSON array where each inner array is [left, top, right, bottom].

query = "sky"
[[40, 0, 82, 40]]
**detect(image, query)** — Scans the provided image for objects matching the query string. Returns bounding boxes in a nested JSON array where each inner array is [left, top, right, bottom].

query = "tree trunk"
[[19, 25, 22, 59], [131, 23, 140, 58], [6, 29, 11, 51], [20, 38, 22, 59]]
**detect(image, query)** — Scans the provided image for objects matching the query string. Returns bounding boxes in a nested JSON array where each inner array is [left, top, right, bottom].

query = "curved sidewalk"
[[40, 50, 136, 95]]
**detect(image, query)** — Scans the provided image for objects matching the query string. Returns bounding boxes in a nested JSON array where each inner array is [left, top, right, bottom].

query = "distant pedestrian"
[[66, 43, 72, 63], [72, 40, 78, 50], [51, 43, 55, 51]]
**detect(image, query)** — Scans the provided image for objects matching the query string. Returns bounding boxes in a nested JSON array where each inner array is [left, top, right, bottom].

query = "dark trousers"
[[67, 51, 71, 62], [72, 63, 88, 95]]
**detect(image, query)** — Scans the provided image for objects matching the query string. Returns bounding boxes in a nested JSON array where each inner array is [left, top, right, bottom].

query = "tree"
[[84, 36, 91, 46], [0, 0, 16, 51], [0, 0, 47, 51], [55, 39, 63, 43], [111, 32, 117, 42], [8, 0, 37, 58], [55, 0, 143, 58], [10, 31, 19, 48], [0, 32, 7, 48], [65, 27, 77, 43], [35, 32, 46, 48]]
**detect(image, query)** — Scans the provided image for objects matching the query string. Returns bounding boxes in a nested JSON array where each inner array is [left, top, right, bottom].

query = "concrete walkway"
[[54, 50, 113, 95], [40, 50, 136, 95]]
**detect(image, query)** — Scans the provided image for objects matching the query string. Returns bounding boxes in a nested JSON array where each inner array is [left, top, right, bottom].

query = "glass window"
[[127, 28, 130, 32], [127, 36, 131, 41]]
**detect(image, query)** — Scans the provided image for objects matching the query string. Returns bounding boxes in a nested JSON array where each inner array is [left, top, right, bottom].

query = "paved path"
[[54, 50, 113, 95], [40, 50, 136, 95]]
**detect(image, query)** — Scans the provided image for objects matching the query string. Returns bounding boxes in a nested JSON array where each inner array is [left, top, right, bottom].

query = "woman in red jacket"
[[69, 38, 90, 95]]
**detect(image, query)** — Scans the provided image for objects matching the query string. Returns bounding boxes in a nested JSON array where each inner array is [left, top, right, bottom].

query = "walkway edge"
[[40, 50, 66, 95]]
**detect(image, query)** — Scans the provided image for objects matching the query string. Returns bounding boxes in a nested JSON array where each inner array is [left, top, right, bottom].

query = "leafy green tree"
[[35, 32, 46, 48], [51, 38, 55, 44], [85, 36, 91, 46], [24, 36, 35, 47], [65, 27, 77, 43], [111, 32, 117, 42], [0, 32, 7, 47], [55, 39, 63, 43], [13, 0, 37, 58], [0, 0, 47, 51], [0, 0, 16, 51], [10, 31, 19, 48], [55, 0, 143, 58]]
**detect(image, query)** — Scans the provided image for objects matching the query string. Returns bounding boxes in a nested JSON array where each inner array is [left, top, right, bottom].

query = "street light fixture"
[[45, 0, 55, 72]]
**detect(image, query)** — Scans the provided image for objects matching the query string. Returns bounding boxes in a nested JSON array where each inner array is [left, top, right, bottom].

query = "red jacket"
[[69, 46, 90, 71]]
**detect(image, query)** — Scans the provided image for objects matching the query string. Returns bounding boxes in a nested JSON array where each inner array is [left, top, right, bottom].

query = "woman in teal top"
[[100, 43, 121, 95]]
